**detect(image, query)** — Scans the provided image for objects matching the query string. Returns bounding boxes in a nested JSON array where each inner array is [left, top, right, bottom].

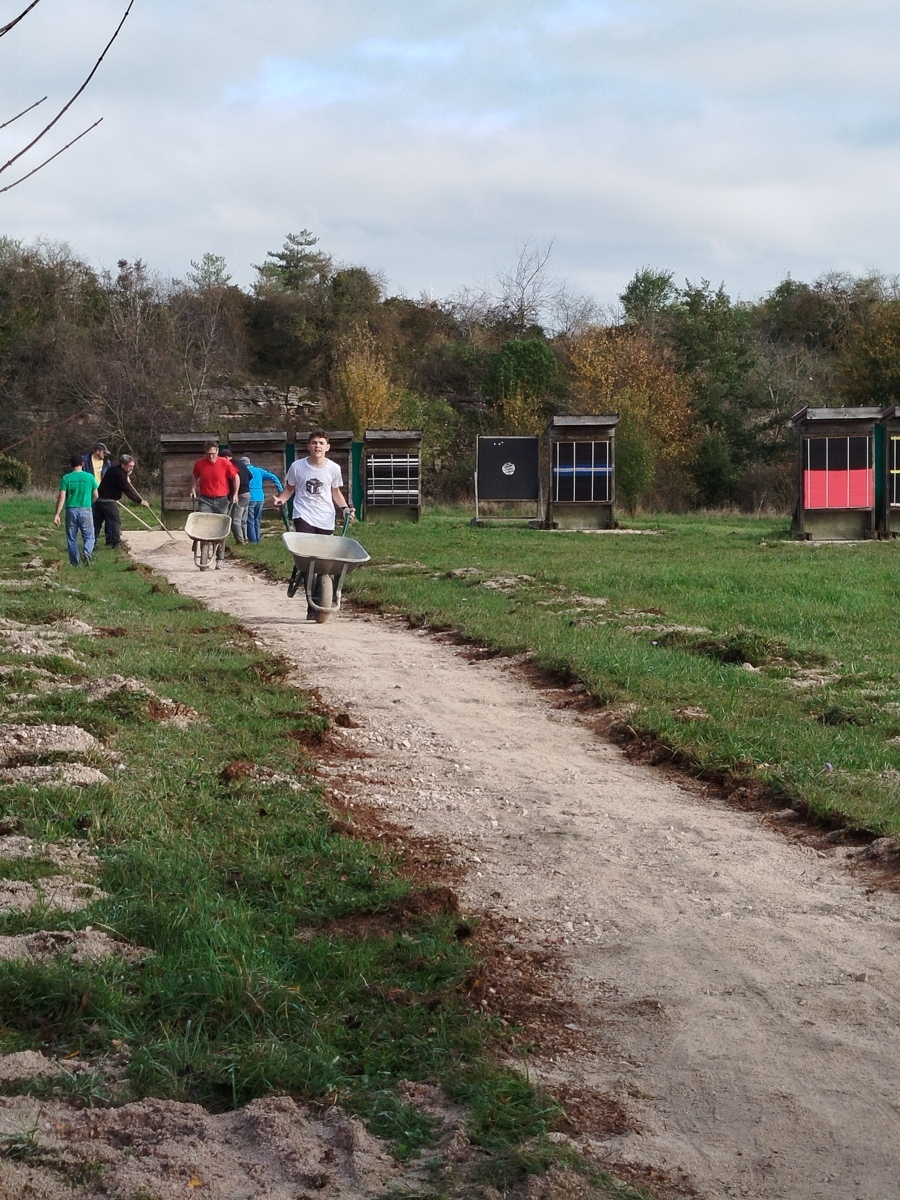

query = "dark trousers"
[[197, 494, 230, 560], [292, 517, 334, 535], [93, 499, 122, 547]]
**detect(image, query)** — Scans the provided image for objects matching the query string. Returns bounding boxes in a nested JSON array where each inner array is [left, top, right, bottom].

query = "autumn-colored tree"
[[330, 325, 401, 438], [568, 326, 693, 508]]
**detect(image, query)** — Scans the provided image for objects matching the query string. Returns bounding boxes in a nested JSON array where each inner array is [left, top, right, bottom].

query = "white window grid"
[[366, 453, 420, 506]]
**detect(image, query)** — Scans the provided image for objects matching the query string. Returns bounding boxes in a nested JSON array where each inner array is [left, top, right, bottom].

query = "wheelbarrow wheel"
[[314, 573, 333, 623], [198, 540, 212, 571]]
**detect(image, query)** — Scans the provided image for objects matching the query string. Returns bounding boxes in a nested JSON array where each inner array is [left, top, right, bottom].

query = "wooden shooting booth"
[[363, 430, 422, 522], [791, 407, 880, 540], [226, 431, 286, 480], [159, 433, 219, 528], [877, 406, 900, 537], [546, 414, 619, 530]]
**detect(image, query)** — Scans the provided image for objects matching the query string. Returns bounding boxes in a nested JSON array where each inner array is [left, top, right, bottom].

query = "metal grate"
[[552, 440, 612, 503], [366, 453, 420, 506]]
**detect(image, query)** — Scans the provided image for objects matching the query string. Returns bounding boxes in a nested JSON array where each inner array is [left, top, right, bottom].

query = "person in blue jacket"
[[243, 456, 284, 542]]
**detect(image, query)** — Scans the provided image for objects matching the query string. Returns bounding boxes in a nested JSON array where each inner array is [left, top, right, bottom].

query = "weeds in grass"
[[0, 1121, 42, 1161]]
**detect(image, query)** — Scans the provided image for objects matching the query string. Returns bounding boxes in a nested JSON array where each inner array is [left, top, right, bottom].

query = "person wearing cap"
[[82, 443, 111, 486], [95, 454, 151, 549], [243, 456, 283, 543]]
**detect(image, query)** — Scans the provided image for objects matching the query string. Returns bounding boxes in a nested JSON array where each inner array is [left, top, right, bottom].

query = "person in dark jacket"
[[95, 454, 150, 548], [82, 442, 111, 486]]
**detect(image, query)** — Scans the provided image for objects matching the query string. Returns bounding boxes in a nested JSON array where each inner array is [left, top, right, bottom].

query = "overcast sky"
[[2, 0, 899, 308]]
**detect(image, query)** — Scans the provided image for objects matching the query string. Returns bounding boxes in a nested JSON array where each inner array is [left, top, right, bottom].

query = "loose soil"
[[12, 529, 900, 1200]]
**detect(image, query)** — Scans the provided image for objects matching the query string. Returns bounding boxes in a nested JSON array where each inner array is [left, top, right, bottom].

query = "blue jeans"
[[247, 500, 264, 542], [65, 507, 95, 565]]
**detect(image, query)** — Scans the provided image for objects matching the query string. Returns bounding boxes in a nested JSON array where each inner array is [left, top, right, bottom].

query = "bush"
[[0, 454, 31, 492]]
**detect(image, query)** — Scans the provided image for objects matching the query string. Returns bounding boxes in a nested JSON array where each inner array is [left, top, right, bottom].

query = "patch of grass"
[[0, 498, 577, 1189], [0, 857, 63, 883], [0, 1125, 42, 1161]]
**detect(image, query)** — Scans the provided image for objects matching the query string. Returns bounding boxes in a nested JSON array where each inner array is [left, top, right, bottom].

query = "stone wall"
[[193, 385, 326, 440]]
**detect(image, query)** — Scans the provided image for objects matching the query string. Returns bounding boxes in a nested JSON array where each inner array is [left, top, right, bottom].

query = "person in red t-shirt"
[[190, 441, 239, 565]]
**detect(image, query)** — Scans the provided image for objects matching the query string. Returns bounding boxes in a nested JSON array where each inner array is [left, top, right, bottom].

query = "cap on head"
[[240, 456, 251, 464], [93, 442, 109, 453], [219, 448, 233, 458]]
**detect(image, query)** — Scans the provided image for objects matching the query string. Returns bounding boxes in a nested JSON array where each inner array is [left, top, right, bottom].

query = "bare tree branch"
[[0, 0, 135, 179], [0, 0, 43, 40], [0, 119, 102, 194], [0, 96, 46, 131]]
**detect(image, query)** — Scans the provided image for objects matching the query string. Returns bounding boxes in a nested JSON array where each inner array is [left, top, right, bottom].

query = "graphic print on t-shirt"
[[305, 479, 324, 495]]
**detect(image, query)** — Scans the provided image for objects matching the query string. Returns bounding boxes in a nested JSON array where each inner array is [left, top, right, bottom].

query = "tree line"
[[1, 230, 898, 510]]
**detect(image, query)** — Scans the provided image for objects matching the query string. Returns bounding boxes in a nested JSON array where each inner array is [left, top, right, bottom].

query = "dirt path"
[[125, 532, 900, 1200]]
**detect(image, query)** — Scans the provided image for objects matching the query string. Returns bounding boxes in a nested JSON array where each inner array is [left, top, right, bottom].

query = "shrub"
[[0, 454, 31, 492]]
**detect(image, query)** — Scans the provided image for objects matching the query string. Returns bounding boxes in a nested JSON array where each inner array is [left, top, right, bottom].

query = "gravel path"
[[125, 531, 900, 1200]]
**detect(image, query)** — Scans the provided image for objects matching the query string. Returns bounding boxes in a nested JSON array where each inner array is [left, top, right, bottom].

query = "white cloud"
[[2, 0, 900, 309]]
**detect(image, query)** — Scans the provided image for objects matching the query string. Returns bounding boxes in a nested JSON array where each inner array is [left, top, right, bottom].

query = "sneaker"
[[82, 555, 92, 567]]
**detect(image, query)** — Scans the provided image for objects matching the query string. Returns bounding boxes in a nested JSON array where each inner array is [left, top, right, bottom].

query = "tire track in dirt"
[[126, 531, 900, 1200]]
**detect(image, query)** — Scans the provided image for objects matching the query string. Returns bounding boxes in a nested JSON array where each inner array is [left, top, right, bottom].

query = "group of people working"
[[54, 431, 353, 569], [53, 442, 150, 566]]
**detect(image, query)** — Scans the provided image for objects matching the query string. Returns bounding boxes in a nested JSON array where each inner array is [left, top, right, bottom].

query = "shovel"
[[116, 501, 177, 540]]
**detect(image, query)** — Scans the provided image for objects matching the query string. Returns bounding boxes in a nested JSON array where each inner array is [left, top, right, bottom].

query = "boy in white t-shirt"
[[276, 430, 353, 534]]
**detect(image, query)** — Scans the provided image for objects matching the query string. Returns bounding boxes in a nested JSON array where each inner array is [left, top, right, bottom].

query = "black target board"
[[476, 437, 540, 501]]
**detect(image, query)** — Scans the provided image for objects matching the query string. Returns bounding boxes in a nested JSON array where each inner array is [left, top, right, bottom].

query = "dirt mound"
[[79, 675, 201, 726], [0, 1094, 418, 1200], [0, 764, 109, 787], [0, 928, 149, 965], [0, 725, 102, 767], [0, 877, 106, 915]]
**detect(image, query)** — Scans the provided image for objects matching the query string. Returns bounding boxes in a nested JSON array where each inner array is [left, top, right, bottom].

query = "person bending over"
[[95, 454, 150, 548]]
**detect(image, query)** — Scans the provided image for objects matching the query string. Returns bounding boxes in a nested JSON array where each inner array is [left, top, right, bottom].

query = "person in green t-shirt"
[[53, 455, 98, 566]]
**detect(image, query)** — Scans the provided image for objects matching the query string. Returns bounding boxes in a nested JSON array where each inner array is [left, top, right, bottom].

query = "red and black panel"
[[803, 436, 873, 510]]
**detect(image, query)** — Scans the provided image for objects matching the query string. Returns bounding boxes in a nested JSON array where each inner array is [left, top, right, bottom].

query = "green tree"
[[253, 230, 332, 297], [187, 252, 232, 290], [668, 281, 763, 502], [620, 267, 676, 328], [483, 338, 563, 432]]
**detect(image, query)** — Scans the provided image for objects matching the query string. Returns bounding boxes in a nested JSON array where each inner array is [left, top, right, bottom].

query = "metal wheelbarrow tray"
[[184, 511, 232, 570], [282, 531, 370, 620]]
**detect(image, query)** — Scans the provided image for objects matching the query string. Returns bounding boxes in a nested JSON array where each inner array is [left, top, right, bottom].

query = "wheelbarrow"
[[184, 509, 232, 571], [282, 516, 370, 622]]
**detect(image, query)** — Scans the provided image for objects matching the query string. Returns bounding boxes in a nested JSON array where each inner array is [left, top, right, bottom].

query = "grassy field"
[[242, 508, 900, 838], [0, 496, 650, 1198]]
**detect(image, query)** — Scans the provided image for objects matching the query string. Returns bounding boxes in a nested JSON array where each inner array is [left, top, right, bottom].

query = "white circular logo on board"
[[501, 462, 516, 476]]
